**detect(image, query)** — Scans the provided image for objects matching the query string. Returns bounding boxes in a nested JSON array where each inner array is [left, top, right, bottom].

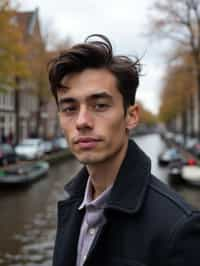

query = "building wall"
[[19, 87, 39, 140], [0, 87, 39, 143], [0, 91, 15, 142], [193, 90, 199, 135]]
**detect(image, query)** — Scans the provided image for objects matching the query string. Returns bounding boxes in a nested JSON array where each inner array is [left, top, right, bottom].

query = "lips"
[[74, 137, 101, 149]]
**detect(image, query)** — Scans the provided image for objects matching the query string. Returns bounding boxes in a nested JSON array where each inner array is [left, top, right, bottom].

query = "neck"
[[87, 140, 128, 199]]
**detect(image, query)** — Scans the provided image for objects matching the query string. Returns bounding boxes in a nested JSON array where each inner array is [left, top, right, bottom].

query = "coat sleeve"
[[166, 211, 200, 266]]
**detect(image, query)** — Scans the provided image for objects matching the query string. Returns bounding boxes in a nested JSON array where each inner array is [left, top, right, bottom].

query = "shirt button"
[[88, 227, 96, 235]]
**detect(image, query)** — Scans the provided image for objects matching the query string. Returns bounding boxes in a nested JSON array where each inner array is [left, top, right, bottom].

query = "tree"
[[25, 35, 49, 137], [0, 0, 29, 88], [159, 51, 196, 139], [137, 101, 158, 126], [149, 0, 200, 137], [0, 1, 30, 143]]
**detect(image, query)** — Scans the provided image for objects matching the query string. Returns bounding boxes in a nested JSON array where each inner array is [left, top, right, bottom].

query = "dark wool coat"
[[53, 140, 200, 266]]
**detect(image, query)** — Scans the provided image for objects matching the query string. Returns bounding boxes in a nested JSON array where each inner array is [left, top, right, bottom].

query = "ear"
[[125, 104, 139, 130]]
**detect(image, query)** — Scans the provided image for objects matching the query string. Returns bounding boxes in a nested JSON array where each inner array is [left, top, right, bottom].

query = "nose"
[[76, 106, 93, 130]]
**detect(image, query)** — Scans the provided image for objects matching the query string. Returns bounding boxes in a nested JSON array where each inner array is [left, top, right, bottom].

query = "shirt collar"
[[78, 176, 113, 210], [65, 140, 151, 215]]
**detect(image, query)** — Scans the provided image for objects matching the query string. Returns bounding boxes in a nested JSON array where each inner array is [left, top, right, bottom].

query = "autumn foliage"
[[149, 0, 200, 135], [137, 101, 158, 125], [0, 0, 29, 88], [159, 51, 196, 122]]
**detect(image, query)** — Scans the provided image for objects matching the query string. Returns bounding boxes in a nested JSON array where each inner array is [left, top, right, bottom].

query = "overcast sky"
[[17, 0, 171, 114]]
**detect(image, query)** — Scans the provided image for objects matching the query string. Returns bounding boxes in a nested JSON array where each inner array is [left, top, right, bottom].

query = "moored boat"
[[181, 165, 200, 186], [0, 161, 49, 186]]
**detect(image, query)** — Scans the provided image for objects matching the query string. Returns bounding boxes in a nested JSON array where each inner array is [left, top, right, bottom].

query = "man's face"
[[57, 68, 138, 165]]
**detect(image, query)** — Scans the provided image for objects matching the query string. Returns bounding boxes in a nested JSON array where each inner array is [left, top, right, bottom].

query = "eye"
[[61, 105, 78, 114], [94, 103, 110, 111]]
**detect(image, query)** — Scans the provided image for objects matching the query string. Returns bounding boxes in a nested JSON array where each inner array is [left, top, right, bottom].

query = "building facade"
[[0, 8, 58, 143]]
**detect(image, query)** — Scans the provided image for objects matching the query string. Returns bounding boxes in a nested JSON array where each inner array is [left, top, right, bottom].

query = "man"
[[48, 35, 200, 266]]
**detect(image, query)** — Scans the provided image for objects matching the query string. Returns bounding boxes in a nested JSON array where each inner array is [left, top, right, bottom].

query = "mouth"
[[74, 137, 101, 149]]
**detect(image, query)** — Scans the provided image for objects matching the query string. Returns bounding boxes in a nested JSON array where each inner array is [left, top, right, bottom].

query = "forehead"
[[58, 68, 120, 99]]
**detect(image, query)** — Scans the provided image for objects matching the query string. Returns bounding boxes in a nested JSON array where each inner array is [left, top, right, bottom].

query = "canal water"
[[0, 134, 200, 265]]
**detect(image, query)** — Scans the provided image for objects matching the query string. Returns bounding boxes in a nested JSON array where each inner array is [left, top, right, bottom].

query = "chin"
[[75, 153, 107, 165], [78, 157, 103, 165]]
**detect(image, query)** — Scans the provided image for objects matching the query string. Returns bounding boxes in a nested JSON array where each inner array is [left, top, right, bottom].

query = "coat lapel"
[[53, 198, 85, 266], [53, 167, 88, 266]]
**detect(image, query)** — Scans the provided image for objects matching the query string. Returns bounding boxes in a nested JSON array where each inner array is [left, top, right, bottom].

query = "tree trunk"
[[197, 72, 200, 140], [181, 109, 187, 146], [14, 77, 20, 145], [189, 93, 195, 137], [36, 96, 43, 138]]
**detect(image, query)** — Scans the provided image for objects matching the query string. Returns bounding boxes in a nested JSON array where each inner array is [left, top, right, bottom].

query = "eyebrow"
[[58, 97, 76, 106], [89, 92, 113, 101]]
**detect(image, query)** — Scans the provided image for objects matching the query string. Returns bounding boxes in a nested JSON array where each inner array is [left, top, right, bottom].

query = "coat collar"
[[64, 139, 151, 215]]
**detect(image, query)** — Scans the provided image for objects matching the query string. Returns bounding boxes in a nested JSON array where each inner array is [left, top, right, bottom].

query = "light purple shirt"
[[76, 177, 112, 266]]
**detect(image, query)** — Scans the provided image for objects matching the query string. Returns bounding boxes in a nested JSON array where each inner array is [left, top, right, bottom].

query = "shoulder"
[[148, 175, 194, 216], [141, 175, 196, 236], [148, 176, 200, 265]]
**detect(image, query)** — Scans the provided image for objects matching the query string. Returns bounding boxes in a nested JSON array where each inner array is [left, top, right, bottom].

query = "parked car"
[[163, 131, 174, 141], [15, 138, 45, 160], [43, 140, 54, 154], [168, 158, 196, 178], [191, 142, 200, 158], [53, 137, 68, 151], [184, 137, 198, 152], [158, 148, 183, 166], [174, 134, 184, 146], [0, 144, 17, 166]]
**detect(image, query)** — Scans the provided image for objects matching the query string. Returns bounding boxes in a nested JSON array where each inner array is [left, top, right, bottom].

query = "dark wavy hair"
[[48, 34, 141, 111]]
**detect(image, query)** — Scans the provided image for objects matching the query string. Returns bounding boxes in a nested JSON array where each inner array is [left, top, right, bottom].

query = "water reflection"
[[134, 134, 169, 183], [0, 158, 81, 266]]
